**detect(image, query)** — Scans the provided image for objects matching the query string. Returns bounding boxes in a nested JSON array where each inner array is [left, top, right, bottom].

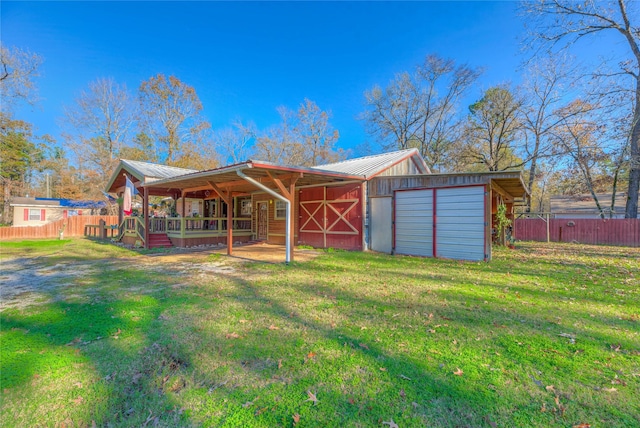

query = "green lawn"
[[1, 239, 638, 427]]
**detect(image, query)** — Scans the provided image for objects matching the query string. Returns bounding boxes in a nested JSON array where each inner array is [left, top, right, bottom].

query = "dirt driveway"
[[0, 243, 319, 311]]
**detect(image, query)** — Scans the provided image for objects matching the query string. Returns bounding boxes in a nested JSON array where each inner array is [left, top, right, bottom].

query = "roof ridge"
[[121, 159, 198, 171], [314, 148, 418, 168]]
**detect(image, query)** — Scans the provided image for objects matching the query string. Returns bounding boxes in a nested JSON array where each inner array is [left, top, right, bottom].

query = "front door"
[[257, 202, 268, 240]]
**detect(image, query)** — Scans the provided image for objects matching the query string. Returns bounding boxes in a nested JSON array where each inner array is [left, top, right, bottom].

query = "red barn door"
[[299, 183, 363, 250]]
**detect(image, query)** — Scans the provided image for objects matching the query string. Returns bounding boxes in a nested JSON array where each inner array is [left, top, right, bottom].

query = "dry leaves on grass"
[[382, 419, 399, 428], [453, 368, 464, 376], [292, 414, 300, 426], [268, 324, 279, 330], [225, 332, 240, 339], [242, 397, 259, 408], [306, 390, 319, 406]]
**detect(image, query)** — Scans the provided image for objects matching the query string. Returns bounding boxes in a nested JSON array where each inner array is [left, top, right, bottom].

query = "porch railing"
[[120, 216, 252, 241]]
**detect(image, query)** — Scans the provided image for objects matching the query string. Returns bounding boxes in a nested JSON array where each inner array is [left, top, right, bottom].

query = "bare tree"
[[463, 85, 525, 171], [139, 74, 212, 165], [524, 0, 640, 217], [296, 98, 341, 166], [551, 99, 619, 218], [254, 100, 342, 166], [213, 120, 257, 164], [362, 54, 481, 172], [0, 44, 42, 110], [63, 78, 137, 189]]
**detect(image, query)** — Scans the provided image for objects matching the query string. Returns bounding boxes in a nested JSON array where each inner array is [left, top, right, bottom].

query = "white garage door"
[[392, 186, 487, 261], [395, 189, 433, 257], [436, 186, 486, 261]]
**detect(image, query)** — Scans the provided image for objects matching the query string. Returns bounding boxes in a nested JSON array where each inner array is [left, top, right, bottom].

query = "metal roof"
[[120, 159, 198, 181], [10, 197, 106, 209], [105, 159, 199, 195], [311, 148, 430, 178]]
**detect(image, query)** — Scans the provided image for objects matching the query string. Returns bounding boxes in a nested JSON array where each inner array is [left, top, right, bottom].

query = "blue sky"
[[0, 1, 598, 159]]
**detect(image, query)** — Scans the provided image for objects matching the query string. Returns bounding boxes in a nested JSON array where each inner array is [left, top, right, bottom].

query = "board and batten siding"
[[394, 189, 434, 257]]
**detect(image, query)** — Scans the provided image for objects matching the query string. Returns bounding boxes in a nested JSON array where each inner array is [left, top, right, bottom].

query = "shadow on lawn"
[[2, 243, 638, 427], [1, 261, 194, 426]]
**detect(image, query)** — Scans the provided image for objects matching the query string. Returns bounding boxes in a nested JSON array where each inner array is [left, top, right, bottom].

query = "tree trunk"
[[2, 181, 13, 225], [625, 78, 640, 218]]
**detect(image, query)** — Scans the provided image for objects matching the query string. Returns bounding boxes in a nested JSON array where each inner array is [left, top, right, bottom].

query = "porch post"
[[181, 191, 186, 217], [117, 192, 123, 226], [288, 180, 296, 262], [143, 186, 149, 249], [227, 190, 233, 255]]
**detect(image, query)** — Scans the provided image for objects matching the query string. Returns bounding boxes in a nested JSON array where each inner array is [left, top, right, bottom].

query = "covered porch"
[[106, 159, 364, 262]]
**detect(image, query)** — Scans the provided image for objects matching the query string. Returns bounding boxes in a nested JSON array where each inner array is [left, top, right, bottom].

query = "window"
[[29, 209, 42, 221], [275, 200, 286, 219], [241, 199, 252, 216]]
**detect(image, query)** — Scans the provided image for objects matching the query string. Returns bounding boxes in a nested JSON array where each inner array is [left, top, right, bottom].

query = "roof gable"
[[105, 159, 198, 193], [311, 148, 430, 178]]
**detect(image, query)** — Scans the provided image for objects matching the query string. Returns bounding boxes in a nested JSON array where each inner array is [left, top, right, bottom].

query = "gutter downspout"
[[236, 169, 291, 264]]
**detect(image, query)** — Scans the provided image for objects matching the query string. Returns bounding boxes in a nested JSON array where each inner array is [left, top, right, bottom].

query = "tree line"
[[1, 0, 638, 224]]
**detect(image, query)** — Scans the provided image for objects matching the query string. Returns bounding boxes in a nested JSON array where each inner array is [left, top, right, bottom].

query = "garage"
[[392, 186, 486, 261], [368, 172, 528, 261]]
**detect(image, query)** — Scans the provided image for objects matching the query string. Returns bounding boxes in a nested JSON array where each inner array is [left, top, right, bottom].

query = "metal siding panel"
[[436, 187, 485, 261], [370, 198, 392, 253], [395, 190, 433, 257]]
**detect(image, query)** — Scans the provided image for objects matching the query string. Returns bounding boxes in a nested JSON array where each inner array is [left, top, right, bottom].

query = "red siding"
[[299, 184, 363, 250], [514, 218, 639, 247]]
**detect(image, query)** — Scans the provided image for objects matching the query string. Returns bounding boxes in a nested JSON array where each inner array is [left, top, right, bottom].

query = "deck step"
[[148, 233, 173, 248]]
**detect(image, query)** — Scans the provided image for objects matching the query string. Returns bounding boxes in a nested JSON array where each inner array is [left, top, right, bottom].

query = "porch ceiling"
[[142, 161, 366, 197]]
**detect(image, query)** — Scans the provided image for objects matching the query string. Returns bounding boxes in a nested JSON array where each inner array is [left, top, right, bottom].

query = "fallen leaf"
[[610, 344, 621, 352], [268, 325, 279, 330], [242, 397, 258, 408], [484, 415, 497, 428], [558, 333, 576, 344], [348, 397, 355, 404], [226, 332, 240, 339], [306, 390, 319, 406], [239, 319, 248, 324], [358, 343, 369, 350], [400, 374, 411, 381], [73, 396, 84, 405], [603, 387, 617, 392], [292, 414, 300, 425], [399, 389, 406, 398], [307, 351, 317, 359], [541, 403, 547, 412], [411, 402, 419, 409], [379, 367, 387, 372], [382, 419, 399, 428], [73, 382, 83, 388], [546, 385, 555, 392], [572, 424, 591, 428], [278, 359, 283, 369], [453, 368, 464, 376]]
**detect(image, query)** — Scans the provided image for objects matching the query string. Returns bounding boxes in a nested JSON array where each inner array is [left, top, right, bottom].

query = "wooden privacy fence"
[[514, 218, 640, 247], [0, 215, 119, 240]]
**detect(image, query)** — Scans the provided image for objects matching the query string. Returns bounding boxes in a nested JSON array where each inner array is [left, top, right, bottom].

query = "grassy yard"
[[1, 239, 638, 427]]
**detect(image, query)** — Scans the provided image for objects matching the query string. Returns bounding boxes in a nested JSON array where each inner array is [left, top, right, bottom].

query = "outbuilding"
[[105, 150, 528, 261]]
